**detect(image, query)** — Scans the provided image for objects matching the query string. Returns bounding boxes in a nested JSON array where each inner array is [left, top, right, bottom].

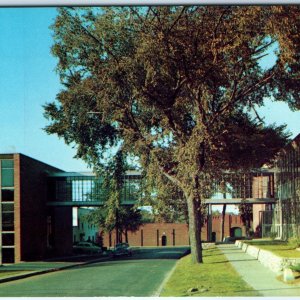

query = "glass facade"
[[275, 135, 300, 239], [203, 171, 274, 200], [48, 174, 143, 205], [0, 158, 15, 263]]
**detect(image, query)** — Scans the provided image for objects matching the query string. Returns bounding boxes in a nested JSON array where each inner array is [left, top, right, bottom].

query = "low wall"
[[235, 240, 300, 274]]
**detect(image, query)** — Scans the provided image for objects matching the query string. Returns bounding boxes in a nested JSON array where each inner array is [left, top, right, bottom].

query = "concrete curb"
[[152, 248, 191, 297], [0, 256, 111, 284], [235, 240, 300, 274]]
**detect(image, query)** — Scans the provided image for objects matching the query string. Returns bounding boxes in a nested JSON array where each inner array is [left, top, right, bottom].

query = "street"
[[0, 247, 189, 297]]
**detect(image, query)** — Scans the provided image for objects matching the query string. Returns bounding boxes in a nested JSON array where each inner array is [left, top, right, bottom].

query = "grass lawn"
[[160, 247, 259, 297], [0, 271, 31, 279], [244, 239, 300, 258]]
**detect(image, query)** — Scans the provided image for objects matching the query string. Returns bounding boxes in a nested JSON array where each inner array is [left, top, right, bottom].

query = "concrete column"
[[207, 204, 212, 241]]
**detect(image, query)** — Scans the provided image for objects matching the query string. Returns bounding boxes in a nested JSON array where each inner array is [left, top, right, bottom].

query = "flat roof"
[[49, 170, 142, 177]]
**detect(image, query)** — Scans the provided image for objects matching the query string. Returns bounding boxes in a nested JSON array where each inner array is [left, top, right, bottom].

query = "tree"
[[142, 164, 188, 223], [44, 6, 299, 263], [239, 201, 253, 238], [118, 206, 143, 243], [84, 205, 143, 244], [84, 150, 143, 244]]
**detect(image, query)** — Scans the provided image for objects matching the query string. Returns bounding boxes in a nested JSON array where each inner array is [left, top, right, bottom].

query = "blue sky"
[[0, 8, 299, 172]]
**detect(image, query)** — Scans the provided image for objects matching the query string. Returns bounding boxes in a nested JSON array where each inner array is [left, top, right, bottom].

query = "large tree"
[[44, 6, 299, 263]]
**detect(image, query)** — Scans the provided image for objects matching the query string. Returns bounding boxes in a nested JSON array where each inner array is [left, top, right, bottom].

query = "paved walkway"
[[218, 244, 300, 297]]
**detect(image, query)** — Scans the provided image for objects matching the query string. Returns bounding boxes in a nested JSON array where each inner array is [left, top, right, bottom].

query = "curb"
[[153, 260, 179, 296], [234, 240, 300, 274], [0, 256, 111, 284], [152, 248, 191, 296]]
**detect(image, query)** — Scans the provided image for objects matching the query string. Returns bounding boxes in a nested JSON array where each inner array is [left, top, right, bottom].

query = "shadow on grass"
[[207, 257, 258, 264], [203, 253, 226, 257]]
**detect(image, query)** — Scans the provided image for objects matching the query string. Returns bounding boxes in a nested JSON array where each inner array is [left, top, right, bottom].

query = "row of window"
[[276, 139, 300, 200], [50, 176, 142, 203], [1, 159, 15, 264]]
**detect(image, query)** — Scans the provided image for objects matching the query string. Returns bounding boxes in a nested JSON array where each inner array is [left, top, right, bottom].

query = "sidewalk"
[[218, 244, 300, 297], [0, 254, 111, 284]]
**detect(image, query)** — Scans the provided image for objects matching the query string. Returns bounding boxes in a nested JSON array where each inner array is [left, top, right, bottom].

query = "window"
[[2, 213, 14, 231], [1, 189, 14, 201], [2, 248, 15, 263], [2, 233, 14, 246], [2, 203, 14, 231], [1, 160, 14, 187]]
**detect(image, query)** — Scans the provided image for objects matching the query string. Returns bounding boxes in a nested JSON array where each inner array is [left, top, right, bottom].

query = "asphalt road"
[[0, 247, 189, 297]]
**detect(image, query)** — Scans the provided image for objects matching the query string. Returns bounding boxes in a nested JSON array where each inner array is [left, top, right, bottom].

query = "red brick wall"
[[14, 154, 21, 262], [210, 214, 245, 241], [102, 215, 245, 247], [103, 223, 190, 247]]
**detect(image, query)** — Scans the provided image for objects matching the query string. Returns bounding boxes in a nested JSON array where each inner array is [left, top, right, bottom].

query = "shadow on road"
[[44, 247, 191, 264]]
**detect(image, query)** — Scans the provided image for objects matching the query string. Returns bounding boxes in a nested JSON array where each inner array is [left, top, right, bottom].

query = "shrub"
[[288, 237, 300, 248], [269, 231, 278, 240], [290, 264, 300, 272]]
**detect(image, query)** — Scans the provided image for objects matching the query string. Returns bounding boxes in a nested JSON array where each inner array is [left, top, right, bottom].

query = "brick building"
[[0, 153, 73, 264]]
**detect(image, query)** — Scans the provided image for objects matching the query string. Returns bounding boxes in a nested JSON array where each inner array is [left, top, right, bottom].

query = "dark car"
[[73, 242, 102, 254], [112, 242, 133, 257]]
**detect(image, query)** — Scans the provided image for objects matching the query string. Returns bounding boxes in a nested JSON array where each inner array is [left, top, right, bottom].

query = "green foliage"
[[140, 209, 155, 223], [142, 163, 188, 223], [44, 6, 299, 262], [84, 150, 143, 237], [269, 231, 278, 240], [288, 237, 300, 249], [290, 264, 300, 272]]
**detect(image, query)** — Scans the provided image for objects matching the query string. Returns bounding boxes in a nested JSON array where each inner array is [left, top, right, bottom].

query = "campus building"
[[0, 153, 71, 264], [1, 137, 299, 263]]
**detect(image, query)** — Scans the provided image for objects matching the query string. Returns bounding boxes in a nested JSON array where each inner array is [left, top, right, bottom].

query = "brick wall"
[[103, 223, 190, 247], [102, 214, 245, 247], [210, 214, 245, 241]]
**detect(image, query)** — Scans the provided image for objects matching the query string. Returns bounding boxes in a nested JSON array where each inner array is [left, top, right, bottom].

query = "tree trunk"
[[221, 204, 227, 242], [125, 229, 128, 243], [186, 192, 203, 263], [246, 220, 250, 238], [115, 209, 120, 244]]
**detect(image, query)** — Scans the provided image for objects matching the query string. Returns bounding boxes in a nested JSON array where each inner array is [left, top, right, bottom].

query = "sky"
[[0, 8, 300, 174]]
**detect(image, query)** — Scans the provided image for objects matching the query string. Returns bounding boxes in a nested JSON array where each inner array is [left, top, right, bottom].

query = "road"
[[0, 247, 189, 297]]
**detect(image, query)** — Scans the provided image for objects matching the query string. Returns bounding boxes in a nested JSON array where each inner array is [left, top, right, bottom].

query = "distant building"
[[73, 207, 99, 244]]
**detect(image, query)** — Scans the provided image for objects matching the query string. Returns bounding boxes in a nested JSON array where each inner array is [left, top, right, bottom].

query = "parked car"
[[112, 242, 133, 257], [73, 242, 102, 254]]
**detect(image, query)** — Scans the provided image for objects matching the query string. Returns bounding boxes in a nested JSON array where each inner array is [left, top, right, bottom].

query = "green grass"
[[160, 247, 259, 297], [244, 239, 300, 258], [0, 271, 31, 279]]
